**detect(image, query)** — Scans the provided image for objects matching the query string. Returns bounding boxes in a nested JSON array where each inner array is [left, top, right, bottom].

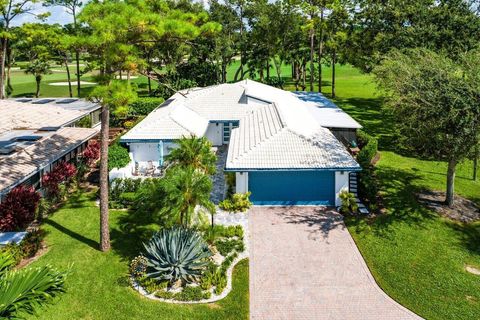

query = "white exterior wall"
[[129, 142, 176, 163], [335, 171, 350, 206], [235, 172, 248, 193], [205, 122, 223, 146]]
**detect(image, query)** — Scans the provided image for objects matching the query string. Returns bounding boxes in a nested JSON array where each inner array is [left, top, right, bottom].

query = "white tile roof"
[[121, 98, 208, 141], [226, 105, 359, 170], [0, 100, 90, 134], [122, 81, 360, 170], [0, 127, 97, 195]]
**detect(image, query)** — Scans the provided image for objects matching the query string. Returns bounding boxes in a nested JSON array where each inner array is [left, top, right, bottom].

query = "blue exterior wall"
[[248, 170, 335, 205]]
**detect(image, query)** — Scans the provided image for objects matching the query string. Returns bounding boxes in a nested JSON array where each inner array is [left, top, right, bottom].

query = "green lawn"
[[25, 192, 249, 320], [311, 66, 480, 319], [13, 62, 480, 319], [8, 66, 156, 98]]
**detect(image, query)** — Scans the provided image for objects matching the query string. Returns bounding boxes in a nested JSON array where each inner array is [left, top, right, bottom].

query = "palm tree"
[[165, 136, 217, 175], [24, 60, 52, 97], [89, 82, 137, 251], [0, 251, 67, 318], [161, 166, 215, 227]]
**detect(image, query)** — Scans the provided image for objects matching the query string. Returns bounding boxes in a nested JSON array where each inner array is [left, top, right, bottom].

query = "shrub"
[[143, 226, 212, 284], [1, 244, 23, 266], [356, 130, 372, 148], [357, 138, 378, 168], [339, 191, 358, 215], [108, 143, 130, 170], [109, 178, 143, 208], [358, 168, 379, 207], [154, 289, 174, 299], [0, 230, 46, 265], [219, 192, 252, 212], [0, 251, 68, 319], [174, 285, 204, 301], [128, 97, 165, 116], [41, 162, 77, 201], [225, 172, 235, 198], [0, 186, 40, 231], [20, 229, 46, 259], [81, 141, 100, 166], [203, 225, 244, 244], [215, 239, 244, 257], [212, 271, 227, 295]]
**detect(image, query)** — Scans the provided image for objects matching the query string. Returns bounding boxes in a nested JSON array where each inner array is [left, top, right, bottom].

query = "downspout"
[[158, 140, 164, 166]]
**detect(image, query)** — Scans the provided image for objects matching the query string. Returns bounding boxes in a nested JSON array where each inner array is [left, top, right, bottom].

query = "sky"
[[11, 3, 75, 27], [9, 0, 210, 27]]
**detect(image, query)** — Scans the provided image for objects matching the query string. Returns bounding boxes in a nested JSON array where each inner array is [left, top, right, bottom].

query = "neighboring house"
[[0, 98, 101, 200], [120, 80, 361, 206]]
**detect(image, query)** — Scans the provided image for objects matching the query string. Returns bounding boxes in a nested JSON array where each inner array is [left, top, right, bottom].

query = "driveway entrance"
[[249, 206, 422, 320]]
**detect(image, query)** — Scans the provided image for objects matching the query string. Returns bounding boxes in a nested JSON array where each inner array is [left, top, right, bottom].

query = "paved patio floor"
[[249, 206, 422, 320]]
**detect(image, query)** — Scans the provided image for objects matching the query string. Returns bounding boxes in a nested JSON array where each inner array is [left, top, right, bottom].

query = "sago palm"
[[166, 136, 217, 175], [0, 251, 67, 318], [161, 166, 215, 226]]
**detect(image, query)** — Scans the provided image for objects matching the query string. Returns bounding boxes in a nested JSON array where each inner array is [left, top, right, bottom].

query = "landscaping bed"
[[130, 225, 248, 303], [417, 190, 480, 223]]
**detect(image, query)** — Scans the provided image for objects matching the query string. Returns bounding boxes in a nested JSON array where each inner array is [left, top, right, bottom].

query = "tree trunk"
[[473, 145, 478, 181], [65, 56, 73, 98], [233, 64, 242, 82], [309, 27, 314, 92], [99, 105, 111, 251], [301, 63, 306, 91], [75, 50, 81, 97], [266, 59, 270, 80], [147, 75, 152, 94], [35, 77, 41, 98], [0, 38, 8, 99], [318, 9, 324, 93], [331, 50, 336, 98], [445, 159, 457, 207]]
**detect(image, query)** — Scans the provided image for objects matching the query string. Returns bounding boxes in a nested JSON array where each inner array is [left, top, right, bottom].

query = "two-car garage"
[[246, 171, 336, 206]]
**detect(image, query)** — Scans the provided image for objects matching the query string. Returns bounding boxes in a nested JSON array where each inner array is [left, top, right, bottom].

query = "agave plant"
[[0, 251, 68, 318], [143, 226, 212, 284]]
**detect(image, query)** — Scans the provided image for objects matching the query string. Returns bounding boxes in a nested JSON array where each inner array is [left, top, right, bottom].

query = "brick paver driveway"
[[249, 206, 422, 320]]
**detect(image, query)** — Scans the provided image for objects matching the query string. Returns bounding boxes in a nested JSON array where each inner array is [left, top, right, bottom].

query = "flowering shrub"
[[81, 141, 100, 166], [41, 162, 77, 200], [0, 186, 40, 231]]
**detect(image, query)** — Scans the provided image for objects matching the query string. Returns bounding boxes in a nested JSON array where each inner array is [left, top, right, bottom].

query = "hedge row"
[[356, 130, 378, 168]]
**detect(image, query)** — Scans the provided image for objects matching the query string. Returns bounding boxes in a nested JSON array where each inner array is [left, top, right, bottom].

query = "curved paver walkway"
[[249, 206, 423, 320]]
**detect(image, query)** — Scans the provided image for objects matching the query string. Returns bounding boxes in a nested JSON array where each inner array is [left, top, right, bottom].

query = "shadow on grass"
[[110, 208, 160, 260], [347, 166, 436, 238], [45, 219, 98, 250], [446, 221, 480, 256]]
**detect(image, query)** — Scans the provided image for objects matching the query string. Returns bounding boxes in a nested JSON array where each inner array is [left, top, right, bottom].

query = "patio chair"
[[145, 160, 155, 176]]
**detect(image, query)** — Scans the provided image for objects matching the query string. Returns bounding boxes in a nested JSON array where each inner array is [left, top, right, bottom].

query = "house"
[[119, 80, 361, 206], [0, 98, 101, 199]]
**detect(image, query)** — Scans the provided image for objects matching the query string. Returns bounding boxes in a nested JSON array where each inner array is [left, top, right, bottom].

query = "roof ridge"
[[231, 126, 286, 162]]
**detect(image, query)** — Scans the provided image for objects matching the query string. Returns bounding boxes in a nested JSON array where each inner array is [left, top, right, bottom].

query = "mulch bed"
[[417, 190, 480, 223], [16, 242, 49, 269]]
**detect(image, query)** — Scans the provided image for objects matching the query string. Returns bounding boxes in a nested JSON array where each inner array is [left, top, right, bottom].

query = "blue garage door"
[[248, 171, 335, 205]]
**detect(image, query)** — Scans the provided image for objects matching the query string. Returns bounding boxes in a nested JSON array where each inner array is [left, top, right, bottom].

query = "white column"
[[235, 172, 248, 193], [335, 171, 350, 206]]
